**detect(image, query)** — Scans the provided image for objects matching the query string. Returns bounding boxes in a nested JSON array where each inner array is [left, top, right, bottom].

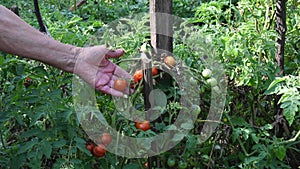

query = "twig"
[[9, 5, 19, 16], [280, 130, 300, 144], [33, 0, 47, 33], [69, 0, 87, 12]]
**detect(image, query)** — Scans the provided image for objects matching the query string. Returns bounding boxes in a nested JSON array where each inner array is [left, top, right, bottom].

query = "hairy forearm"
[[0, 5, 81, 73]]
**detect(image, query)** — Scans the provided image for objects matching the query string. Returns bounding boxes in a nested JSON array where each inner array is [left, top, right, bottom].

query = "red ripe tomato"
[[100, 133, 112, 146], [85, 143, 94, 152], [93, 144, 106, 158], [135, 120, 151, 131], [114, 79, 127, 91], [133, 70, 143, 83], [24, 76, 33, 87], [152, 68, 158, 76]]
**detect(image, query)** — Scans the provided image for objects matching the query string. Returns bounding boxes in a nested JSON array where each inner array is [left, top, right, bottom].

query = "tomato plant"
[[0, 0, 299, 168]]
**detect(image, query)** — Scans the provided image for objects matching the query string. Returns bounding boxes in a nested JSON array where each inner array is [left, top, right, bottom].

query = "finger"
[[95, 73, 111, 87], [99, 85, 124, 97], [105, 49, 125, 59], [101, 61, 116, 73]]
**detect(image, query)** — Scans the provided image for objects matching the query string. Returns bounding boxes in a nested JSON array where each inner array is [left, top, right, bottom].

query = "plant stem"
[[225, 112, 257, 156], [280, 130, 300, 144]]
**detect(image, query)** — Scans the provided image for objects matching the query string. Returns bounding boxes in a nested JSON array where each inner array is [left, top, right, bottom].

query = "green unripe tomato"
[[207, 78, 218, 87], [191, 105, 201, 115], [202, 68, 212, 78], [167, 157, 176, 167], [212, 86, 221, 94], [178, 160, 188, 169]]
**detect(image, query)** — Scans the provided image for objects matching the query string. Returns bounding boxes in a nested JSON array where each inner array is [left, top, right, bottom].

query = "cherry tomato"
[[85, 143, 94, 152], [134, 68, 159, 83], [135, 120, 150, 131], [100, 133, 112, 146], [114, 79, 127, 91], [92, 144, 106, 158], [133, 70, 143, 83], [202, 68, 212, 78], [163, 56, 176, 67], [178, 161, 187, 169], [178, 160, 188, 169], [24, 76, 33, 87], [167, 157, 176, 167], [144, 162, 148, 168], [152, 68, 159, 76]]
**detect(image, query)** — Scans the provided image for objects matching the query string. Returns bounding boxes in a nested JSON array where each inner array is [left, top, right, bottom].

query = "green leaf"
[[0, 56, 4, 66], [52, 139, 67, 148], [75, 137, 91, 155], [250, 133, 259, 144], [42, 141, 52, 158], [172, 133, 185, 142], [180, 122, 194, 130], [275, 145, 286, 161], [264, 77, 286, 95], [282, 103, 297, 126], [166, 124, 177, 130], [16, 139, 39, 155], [123, 163, 140, 169], [232, 128, 241, 143]]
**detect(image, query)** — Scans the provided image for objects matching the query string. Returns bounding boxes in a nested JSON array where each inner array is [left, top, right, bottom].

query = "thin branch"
[[69, 0, 87, 12], [280, 130, 300, 144], [33, 0, 47, 33]]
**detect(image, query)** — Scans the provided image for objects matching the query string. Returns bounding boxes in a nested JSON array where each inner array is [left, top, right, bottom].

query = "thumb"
[[105, 49, 125, 59]]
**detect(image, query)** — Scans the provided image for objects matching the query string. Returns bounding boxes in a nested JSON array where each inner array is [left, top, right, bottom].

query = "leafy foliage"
[[265, 75, 300, 126], [0, 0, 299, 168]]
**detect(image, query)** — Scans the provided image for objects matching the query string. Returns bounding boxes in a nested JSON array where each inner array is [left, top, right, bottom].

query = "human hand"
[[74, 46, 132, 97]]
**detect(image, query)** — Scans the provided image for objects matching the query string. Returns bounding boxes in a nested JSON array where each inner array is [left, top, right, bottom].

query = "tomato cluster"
[[85, 133, 112, 158], [133, 67, 159, 83], [167, 156, 188, 169]]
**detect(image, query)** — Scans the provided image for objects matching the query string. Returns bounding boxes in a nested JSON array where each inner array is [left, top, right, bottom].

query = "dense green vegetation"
[[0, 0, 299, 168]]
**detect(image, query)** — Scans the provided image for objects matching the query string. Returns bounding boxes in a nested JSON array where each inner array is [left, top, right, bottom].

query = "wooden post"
[[33, 0, 47, 33], [148, 1, 173, 168], [150, 0, 173, 53], [274, 0, 287, 138]]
